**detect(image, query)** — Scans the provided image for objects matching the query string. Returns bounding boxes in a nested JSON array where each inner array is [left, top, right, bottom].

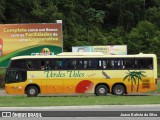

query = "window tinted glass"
[[11, 57, 152, 71], [10, 60, 26, 69], [27, 59, 40, 70], [5, 69, 27, 83]]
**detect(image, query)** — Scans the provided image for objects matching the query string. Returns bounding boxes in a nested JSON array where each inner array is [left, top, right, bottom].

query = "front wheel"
[[26, 86, 39, 97], [95, 85, 108, 96], [112, 85, 125, 95]]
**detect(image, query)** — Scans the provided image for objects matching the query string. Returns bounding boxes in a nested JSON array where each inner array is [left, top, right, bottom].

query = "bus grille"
[[142, 80, 150, 89]]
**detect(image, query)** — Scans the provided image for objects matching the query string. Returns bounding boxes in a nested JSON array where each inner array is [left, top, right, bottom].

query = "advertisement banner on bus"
[[72, 45, 127, 55], [0, 21, 63, 67]]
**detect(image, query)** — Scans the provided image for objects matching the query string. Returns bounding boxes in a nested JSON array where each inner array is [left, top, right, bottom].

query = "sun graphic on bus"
[[41, 48, 50, 55]]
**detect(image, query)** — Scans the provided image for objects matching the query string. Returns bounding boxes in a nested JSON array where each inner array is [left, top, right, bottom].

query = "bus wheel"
[[26, 86, 38, 97], [95, 85, 108, 96], [112, 85, 125, 95]]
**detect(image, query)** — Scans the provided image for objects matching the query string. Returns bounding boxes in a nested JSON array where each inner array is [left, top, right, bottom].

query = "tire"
[[112, 85, 125, 95], [26, 86, 39, 97], [95, 85, 108, 96]]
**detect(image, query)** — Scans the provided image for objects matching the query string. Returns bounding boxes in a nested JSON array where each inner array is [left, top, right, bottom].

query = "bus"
[[5, 52, 157, 97]]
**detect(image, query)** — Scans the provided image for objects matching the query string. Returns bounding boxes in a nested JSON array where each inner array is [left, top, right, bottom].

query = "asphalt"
[[1, 104, 160, 111]]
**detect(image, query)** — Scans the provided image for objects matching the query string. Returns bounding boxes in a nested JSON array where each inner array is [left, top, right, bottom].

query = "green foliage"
[[0, 0, 160, 58], [0, 68, 6, 88], [145, 7, 160, 27], [0, 0, 6, 22], [127, 20, 160, 55]]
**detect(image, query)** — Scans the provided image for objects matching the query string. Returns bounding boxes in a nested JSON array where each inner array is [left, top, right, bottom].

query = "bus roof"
[[57, 52, 104, 56], [11, 52, 156, 60]]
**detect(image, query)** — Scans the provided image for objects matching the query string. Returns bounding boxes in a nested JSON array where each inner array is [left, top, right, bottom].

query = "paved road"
[[1, 105, 160, 120], [1, 104, 160, 111]]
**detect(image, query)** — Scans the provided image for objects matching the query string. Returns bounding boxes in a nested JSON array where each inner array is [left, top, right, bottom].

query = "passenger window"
[[83, 60, 92, 69], [27, 59, 39, 70], [10, 60, 26, 69], [40, 60, 45, 70], [55, 60, 64, 69]]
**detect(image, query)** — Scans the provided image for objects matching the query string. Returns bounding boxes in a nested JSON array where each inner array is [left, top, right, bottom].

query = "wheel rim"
[[99, 88, 106, 94], [115, 87, 123, 94], [29, 89, 36, 95]]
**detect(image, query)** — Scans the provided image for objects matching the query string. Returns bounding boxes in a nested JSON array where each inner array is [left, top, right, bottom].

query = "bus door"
[[5, 69, 27, 94]]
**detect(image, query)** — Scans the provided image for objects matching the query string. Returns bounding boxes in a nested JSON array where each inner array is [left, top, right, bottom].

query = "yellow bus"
[[5, 52, 157, 97]]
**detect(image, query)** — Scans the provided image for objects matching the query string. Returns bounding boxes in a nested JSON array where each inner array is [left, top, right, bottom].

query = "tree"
[[29, 0, 63, 22], [85, 8, 105, 26], [0, 0, 6, 23], [102, 0, 145, 31], [5, 0, 33, 23], [151, 30, 160, 57], [104, 26, 126, 45], [127, 20, 158, 54], [145, 7, 160, 27]]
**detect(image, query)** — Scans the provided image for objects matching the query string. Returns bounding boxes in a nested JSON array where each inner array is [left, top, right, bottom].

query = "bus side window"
[[105, 59, 111, 69], [102, 60, 106, 69], [97, 60, 102, 69], [124, 59, 131, 69], [88, 60, 92, 69], [27, 59, 39, 70], [71, 60, 77, 69], [84, 60, 87, 69], [148, 59, 153, 69], [66, 59, 74, 69], [92, 60, 98, 69], [138, 58, 153, 69], [83, 60, 92, 69], [10, 60, 26, 69], [111, 60, 114, 68], [55, 60, 59, 69], [50, 60, 56, 70], [45, 59, 54, 70], [65, 59, 70, 70], [55, 60, 64, 69], [76, 60, 83, 69], [40, 60, 45, 70], [121, 59, 125, 69], [45, 60, 50, 69], [27, 60, 32, 70]]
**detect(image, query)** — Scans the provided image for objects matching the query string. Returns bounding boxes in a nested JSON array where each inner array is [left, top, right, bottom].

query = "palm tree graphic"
[[123, 70, 146, 92]]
